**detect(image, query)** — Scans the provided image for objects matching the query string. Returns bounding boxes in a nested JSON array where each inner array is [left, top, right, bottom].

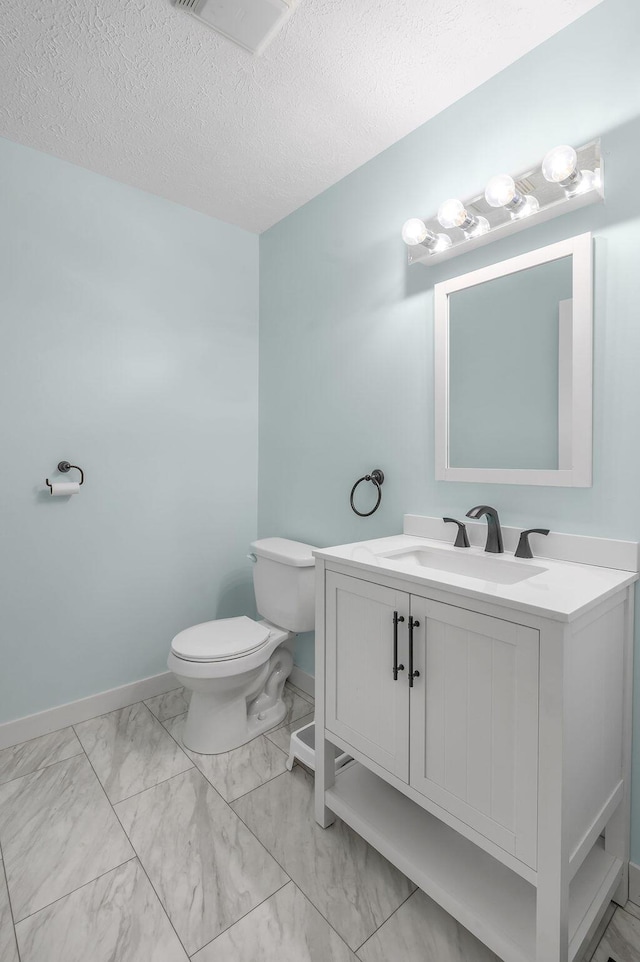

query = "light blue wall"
[[258, 0, 640, 849], [0, 137, 259, 724]]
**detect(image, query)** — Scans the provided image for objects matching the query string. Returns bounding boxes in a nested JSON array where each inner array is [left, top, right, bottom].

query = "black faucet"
[[466, 505, 504, 554]]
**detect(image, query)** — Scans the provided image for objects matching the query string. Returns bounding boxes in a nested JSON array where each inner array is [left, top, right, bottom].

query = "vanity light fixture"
[[437, 199, 489, 238], [484, 174, 539, 219], [403, 137, 603, 266], [541, 144, 600, 196], [401, 218, 452, 252]]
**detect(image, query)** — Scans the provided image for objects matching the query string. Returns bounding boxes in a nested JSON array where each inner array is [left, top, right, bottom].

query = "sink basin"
[[379, 546, 545, 585]]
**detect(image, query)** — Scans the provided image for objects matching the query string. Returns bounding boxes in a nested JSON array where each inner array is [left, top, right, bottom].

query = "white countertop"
[[313, 534, 638, 622]]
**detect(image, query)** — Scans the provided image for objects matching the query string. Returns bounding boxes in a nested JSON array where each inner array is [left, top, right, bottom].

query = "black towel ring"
[[350, 469, 384, 517]]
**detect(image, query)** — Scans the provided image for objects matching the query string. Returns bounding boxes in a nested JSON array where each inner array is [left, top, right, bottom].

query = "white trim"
[[289, 665, 315, 699], [0, 671, 178, 751], [403, 516, 639, 572], [629, 861, 640, 907], [569, 781, 624, 880], [434, 233, 593, 488], [557, 299, 573, 471]]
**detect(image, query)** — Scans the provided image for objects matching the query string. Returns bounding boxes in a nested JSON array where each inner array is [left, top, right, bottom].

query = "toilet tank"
[[251, 538, 317, 633]]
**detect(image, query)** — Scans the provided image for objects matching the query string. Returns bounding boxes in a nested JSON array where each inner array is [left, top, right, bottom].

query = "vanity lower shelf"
[[325, 762, 622, 962]]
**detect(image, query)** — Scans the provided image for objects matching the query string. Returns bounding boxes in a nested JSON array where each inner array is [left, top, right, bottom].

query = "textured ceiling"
[[0, 0, 604, 232]]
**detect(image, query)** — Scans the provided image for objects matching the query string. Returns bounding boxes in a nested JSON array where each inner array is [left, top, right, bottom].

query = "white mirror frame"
[[434, 232, 593, 487]]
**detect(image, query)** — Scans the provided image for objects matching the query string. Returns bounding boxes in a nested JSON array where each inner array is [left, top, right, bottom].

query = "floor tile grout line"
[[0, 748, 85, 790], [587, 903, 630, 962], [264, 737, 289, 759], [72, 722, 198, 810], [158, 719, 237, 807], [187, 878, 294, 959], [71, 701, 195, 804], [149, 708, 190, 724], [12, 857, 138, 928], [78, 709, 312, 957], [0, 691, 315, 956], [102, 745, 295, 959], [1, 844, 22, 962], [142, 689, 185, 718], [229, 769, 372, 952], [159, 712, 347, 928], [159, 720, 300, 884], [0, 742, 95, 959], [0, 747, 92, 803], [353, 886, 418, 955], [78, 722, 193, 960], [187, 877, 357, 961], [226, 762, 292, 805], [231, 766, 416, 955], [285, 682, 315, 705], [107, 762, 196, 807], [293, 880, 364, 960], [4, 693, 416, 961], [160, 709, 303, 807], [263, 710, 315, 752]]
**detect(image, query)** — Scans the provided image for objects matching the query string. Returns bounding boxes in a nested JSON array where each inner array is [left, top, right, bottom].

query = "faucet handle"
[[443, 518, 470, 548], [515, 528, 550, 559]]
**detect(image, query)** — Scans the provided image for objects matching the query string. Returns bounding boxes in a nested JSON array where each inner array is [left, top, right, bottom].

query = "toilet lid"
[[171, 616, 271, 663]]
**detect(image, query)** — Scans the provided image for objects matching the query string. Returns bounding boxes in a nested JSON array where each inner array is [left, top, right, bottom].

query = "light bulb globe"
[[511, 195, 540, 220], [434, 233, 453, 252], [465, 216, 490, 238], [438, 199, 466, 230], [542, 145, 578, 184], [568, 169, 596, 196], [485, 174, 517, 208], [401, 218, 429, 246]]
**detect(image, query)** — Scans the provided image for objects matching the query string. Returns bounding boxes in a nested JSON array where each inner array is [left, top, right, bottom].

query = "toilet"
[[167, 538, 316, 754]]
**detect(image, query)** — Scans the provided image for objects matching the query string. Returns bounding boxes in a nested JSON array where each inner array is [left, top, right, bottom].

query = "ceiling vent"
[[172, 0, 298, 55]]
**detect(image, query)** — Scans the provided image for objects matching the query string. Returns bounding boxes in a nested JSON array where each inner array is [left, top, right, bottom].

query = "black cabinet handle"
[[408, 617, 420, 687], [393, 611, 405, 680]]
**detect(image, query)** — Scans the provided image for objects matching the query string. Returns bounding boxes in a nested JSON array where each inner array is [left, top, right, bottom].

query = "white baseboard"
[[289, 666, 315, 700], [0, 671, 178, 751], [629, 861, 640, 906]]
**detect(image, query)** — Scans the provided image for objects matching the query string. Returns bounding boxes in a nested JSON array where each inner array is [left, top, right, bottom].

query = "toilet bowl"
[[168, 538, 316, 754]]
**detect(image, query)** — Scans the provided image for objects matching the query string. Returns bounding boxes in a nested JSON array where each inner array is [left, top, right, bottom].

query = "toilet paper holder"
[[45, 461, 85, 492]]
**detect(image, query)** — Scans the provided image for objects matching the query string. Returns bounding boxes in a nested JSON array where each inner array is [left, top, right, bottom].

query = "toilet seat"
[[171, 616, 271, 663]]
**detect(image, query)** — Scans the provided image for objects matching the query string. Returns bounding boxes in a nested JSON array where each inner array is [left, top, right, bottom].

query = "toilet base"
[[180, 643, 294, 755]]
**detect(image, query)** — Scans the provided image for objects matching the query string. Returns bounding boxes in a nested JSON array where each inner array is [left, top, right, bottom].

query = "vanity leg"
[[315, 734, 336, 828], [606, 586, 634, 904], [314, 559, 336, 828], [536, 625, 569, 962], [536, 857, 569, 962]]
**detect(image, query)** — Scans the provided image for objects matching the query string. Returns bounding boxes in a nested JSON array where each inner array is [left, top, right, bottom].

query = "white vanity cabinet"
[[325, 573, 410, 782], [325, 572, 539, 867], [408, 596, 539, 869], [314, 526, 638, 962]]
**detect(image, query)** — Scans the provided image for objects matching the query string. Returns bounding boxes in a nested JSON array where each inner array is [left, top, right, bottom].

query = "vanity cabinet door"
[[408, 598, 539, 868], [325, 572, 410, 782]]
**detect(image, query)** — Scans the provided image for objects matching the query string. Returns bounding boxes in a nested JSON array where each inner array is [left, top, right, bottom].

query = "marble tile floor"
[[0, 679, 638, 962]]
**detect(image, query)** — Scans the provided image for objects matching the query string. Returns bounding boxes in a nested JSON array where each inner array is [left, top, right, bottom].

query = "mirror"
[[434, 233, 593, 486]]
